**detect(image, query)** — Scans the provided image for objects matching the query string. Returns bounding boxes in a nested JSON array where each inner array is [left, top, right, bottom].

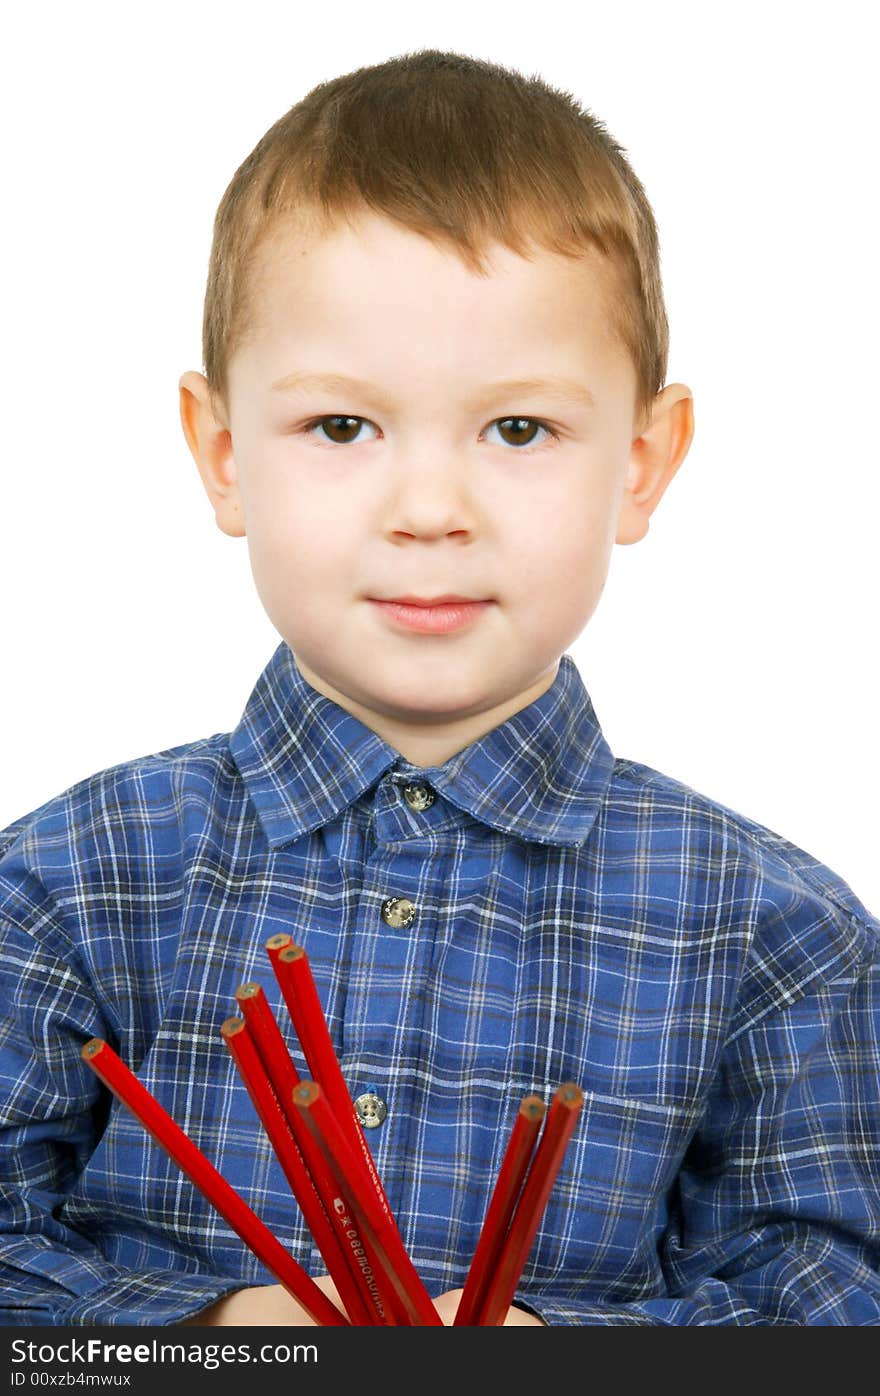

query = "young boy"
[[2, 49, 879, 1328]]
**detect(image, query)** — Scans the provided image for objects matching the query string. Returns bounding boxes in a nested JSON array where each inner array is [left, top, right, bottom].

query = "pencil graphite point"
[[278, 945, 306, 964], [265, 933, 292, 952], [557, 1083, 584, 1108], [293, 1080, 321, 1107], [520, 1097, 546, 1122], [234, 982, 262, 1001]]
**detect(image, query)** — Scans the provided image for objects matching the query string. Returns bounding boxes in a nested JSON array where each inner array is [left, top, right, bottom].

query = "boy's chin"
[[359, 681, 501, 723], [350, 668, 516, 728], [294, 648, 498, 709]]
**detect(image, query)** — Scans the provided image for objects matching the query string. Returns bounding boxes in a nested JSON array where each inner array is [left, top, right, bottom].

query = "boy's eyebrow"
[[270, 370, 595, 411]]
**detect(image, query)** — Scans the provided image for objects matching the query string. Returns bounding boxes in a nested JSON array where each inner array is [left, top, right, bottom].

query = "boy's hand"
[[183, 1281, 544, 1326], [182, 1276, 342, 1326], [430, 1287, 545, 1326]]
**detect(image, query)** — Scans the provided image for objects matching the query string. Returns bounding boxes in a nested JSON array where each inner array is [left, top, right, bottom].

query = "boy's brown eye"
[[315, 415, 363, 444], [495, 417, 544, 448]]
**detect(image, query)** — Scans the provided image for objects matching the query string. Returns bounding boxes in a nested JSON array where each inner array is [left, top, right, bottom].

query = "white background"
[[3, 1, 877, 915]]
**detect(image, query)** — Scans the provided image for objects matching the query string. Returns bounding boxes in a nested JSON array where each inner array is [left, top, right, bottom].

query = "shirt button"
[[354, 1091, 388, 1129], [402, 782, 435, 812], [381, 895, 417, 928]]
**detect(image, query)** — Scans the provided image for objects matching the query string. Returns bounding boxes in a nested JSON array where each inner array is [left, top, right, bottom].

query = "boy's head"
[[180, 49, 693, 765]]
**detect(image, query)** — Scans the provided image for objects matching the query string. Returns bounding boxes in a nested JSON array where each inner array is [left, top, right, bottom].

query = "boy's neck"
[[291, 654, 560, 768]]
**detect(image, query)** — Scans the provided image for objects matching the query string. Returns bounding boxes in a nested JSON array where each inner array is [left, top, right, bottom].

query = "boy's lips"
[[375, 594, 488, 605], [367, 595, 494, 634]]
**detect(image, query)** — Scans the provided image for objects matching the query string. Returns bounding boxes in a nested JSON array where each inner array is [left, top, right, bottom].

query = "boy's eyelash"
[[298, 415, 560, 450]]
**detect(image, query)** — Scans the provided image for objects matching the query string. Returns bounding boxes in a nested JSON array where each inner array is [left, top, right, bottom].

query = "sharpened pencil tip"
[[520, 1096, 547, 1122], [557, 1083, 584, 1107], [292, 1080, 320, 1106], [265, 933, 292, 951], [278, 944, 306, 963]]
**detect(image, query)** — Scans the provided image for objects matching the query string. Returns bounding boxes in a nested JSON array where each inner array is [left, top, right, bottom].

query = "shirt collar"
[[230, 642, 615, 850]]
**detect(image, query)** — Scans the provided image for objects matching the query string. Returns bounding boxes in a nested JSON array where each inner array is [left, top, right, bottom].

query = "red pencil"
[[477, 1082, 584, 1326], [81, 1038, 348, 1326], [264, 942, 414, 1327], [232, 982, 393, 1326], [293, 1080, 443, 1326], [265, 931, 294, 977], [220, 1015, 374, 1325], [269, 945, 399, 1230], [270, 944, 377, 1151], [453, 1095, 546, 1325]]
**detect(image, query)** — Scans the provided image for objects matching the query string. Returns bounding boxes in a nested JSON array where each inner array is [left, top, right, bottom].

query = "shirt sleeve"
[[0, 870, 244, 1326], [517, 921, 880, 1325]]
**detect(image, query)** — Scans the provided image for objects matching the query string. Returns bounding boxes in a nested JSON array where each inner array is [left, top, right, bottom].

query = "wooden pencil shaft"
[[453, 1095, 546, 1326], [292, 1082, 432, 1326], [233, 985, 389, 1325], [308, 1179, 405, 1327], [267, 944, 421, 1325], [270, 944, 396, 1225], [80, 1037, 348, 1327], [274, 1070, 413, 1328], [221, 1017, 374, 1325], [477, 1083, 584, 1326], [293, 1080, 443, 1326], [234, 983, 301, 1097], [272, 946, 364, 1135]]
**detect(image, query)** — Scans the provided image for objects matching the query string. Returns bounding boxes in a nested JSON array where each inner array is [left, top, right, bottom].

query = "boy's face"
[[181, 212, 692, 765]]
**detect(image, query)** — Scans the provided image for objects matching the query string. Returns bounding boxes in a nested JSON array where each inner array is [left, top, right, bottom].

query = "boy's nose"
[[383, 453, 479, 540]]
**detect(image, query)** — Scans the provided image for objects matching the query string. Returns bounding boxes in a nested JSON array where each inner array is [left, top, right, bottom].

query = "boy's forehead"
[[231, 211, 635, 414], [248, 211, 618, 332]]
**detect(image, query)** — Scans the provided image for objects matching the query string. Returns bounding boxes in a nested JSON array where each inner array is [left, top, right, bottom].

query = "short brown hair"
[[201, 48, 669, 431]]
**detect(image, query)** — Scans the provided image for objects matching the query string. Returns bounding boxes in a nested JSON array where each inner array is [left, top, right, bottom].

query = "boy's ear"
[[616, 383, 694, 545], [178, 371, 246, 538]]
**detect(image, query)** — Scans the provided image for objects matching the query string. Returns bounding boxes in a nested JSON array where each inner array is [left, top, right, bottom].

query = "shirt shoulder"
[[610, 755, 877, 926], [0, 733, 238, 930], [608, 756, 878, 1035]]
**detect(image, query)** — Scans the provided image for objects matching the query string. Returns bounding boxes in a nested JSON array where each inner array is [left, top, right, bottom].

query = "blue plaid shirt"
[[2, 643, 879, 1326]]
